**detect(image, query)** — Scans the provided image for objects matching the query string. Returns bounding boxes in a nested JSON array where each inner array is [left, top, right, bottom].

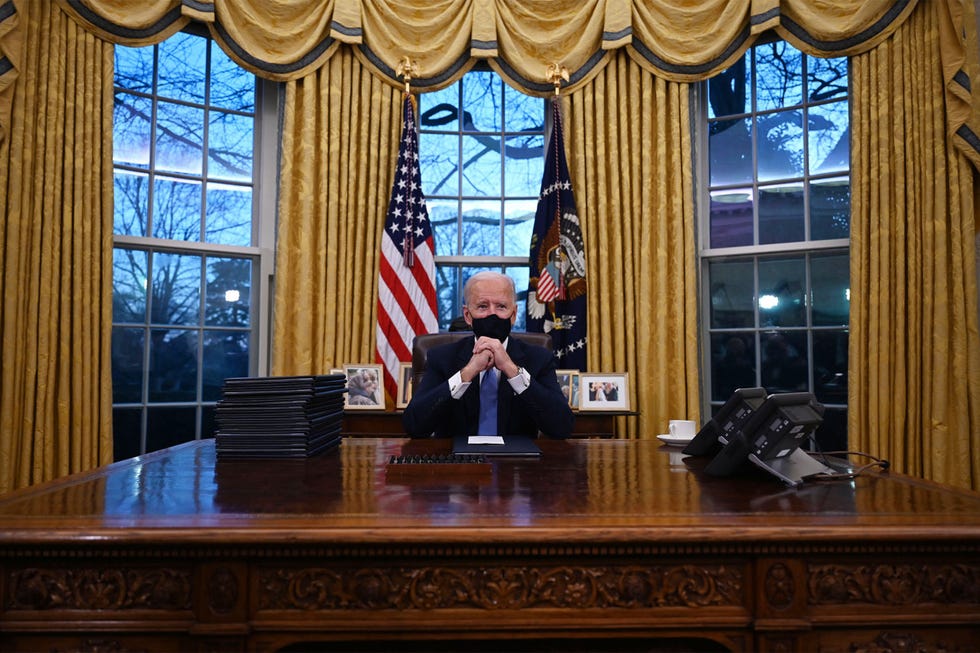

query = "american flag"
[[376, 94, 438, 401], [526, 97, 588, 371]]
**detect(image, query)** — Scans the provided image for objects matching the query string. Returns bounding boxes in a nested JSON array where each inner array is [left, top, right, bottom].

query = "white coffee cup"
[[668, 419, 697, 439]]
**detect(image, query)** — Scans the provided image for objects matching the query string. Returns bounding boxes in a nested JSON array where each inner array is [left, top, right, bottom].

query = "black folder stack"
[[214, 374, 347, 459]]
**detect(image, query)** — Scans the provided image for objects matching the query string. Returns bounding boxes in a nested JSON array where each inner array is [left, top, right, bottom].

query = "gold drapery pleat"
[[567, 52, 698, 439], [272, 49, 401, 377], [850, 1, 980, 490], [0, 0, 112, 494]]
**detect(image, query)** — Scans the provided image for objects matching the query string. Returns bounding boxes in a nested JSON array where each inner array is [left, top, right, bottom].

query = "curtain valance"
[[48, 0, 924, 88]]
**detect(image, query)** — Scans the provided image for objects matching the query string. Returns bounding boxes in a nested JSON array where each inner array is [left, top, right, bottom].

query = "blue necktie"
[[477, 368, 498, 435]]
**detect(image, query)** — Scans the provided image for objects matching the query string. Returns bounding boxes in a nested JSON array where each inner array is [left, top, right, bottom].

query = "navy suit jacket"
[[402, 335, 574, 439]]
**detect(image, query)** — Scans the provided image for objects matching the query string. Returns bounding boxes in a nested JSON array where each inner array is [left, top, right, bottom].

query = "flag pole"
[[546, 64, 569, 300]]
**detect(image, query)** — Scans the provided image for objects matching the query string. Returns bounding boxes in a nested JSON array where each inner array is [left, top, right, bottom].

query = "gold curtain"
[[0, 0, 113, 494], [850, 1, 980, 490], [272, 49, 402, 377], [567, 52, 698, 438]]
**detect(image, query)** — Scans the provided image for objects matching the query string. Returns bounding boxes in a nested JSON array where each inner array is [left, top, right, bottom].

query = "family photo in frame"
[[578, 373, 630, 411], [343, 364, 384, 409]]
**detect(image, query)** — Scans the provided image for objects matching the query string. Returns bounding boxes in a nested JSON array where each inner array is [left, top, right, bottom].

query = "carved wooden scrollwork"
[[207, 566, 239, 614], [7, 567, 192, 611], [809, 563, 980, 606], [258, 562, 744, 611], [764, 562, 795, 610], [847, 630, 963, 653]]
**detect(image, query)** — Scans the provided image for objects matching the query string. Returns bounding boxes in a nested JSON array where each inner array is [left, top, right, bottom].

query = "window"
[[700, 42, 850, 450], [111, 29, 275, 460], [418, 68, 546, 328]]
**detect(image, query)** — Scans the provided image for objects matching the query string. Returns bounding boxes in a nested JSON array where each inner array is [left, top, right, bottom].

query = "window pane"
[[436, 265, 461, 328], [809, 101, 849, 174], [707, 52, 750, 119], [710, 332, 757, 401], [112, 248, 148, 323], [758, 257, 805, 327], [505, 86, 544, 132], [429, 198, 459, 256], [503, 199, 536, 257], [114, 45, 154, 93], [211, 41, 254, 112], [503, 134, 543, 196], [709, 118, 752, 186], [811, 253, 850, 326], [708, 260, 755, 328], [810, 177, 850, 240], [758, 183, 804, 244], [205, 183, 252, 245], [151, 253, 201, 326], [112, 408, 142, 461], [208, 111, 254, 181], [813, 330, 848, 404], [462, 134, 501, 196], [460, 200, 500, 256], [709, 189, 754, 248], [148, 328, 198, 402], [462, 71, 501, 132], [808, 57, 848, 102], [146, 406, 197, 451], [755, 42, 803, 111], [112, 327, 145, 403], [206, 257, 251, 327], [420, 132, 459, 196], [156, 100, 204, 175], [113, 171, 149, 236], [152, 176, 202, 241], [158, 32, 206, 103], [420, 85, 461, 131], [505, 264, 529, 331], [203, 330, 249, 400], [758, 110, 803, 181], [113, 92, 152, 168], [761, 330, 808, 393]]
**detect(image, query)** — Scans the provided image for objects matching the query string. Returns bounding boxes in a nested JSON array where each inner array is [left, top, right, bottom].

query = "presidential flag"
[[376, 94, 438, 401], [526, 97, 588, 371]]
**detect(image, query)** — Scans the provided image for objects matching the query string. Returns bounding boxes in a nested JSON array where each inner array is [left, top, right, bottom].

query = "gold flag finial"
[[397, 57, 419, 94], [547, 63, 569, 96]]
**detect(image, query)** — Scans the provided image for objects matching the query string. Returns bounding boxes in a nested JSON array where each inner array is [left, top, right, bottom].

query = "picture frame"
[[555, 369, 579, 409], [578, 373, 630, 411], [396, 362, 413, 409], [343, 364, 384, 410]]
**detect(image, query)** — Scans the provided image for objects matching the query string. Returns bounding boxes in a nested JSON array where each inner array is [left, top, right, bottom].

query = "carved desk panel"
[[1, 438, 978, 652]]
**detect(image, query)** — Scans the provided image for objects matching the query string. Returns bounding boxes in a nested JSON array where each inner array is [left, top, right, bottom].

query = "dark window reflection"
[[709, 259, 755, 328], [710, 332, 757, 401], [761, 331, 808, 393], [112, 408, 142, 461], [813, 329, 848, 405], [148, 328, 198, 402], [112, 327, 145, 403], [759, 184, 804, 244], [810, 177, 850, 240], [758, 257, 805, 327], [146, 406, 197, 451]]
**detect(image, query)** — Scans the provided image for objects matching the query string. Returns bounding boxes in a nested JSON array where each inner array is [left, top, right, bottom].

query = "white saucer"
[[657, 433, 693, 446]]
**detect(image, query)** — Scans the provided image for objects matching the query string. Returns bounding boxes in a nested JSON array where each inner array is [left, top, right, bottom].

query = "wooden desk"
[[1, 438, 978, 652], [342, 410, 633, 438]]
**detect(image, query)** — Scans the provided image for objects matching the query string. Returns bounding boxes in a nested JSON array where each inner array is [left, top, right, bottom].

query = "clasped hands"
[[460, 336, 520, 383]]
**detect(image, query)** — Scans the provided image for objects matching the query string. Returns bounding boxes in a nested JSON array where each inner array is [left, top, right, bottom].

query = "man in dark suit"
[[402, 272, 574, 439]]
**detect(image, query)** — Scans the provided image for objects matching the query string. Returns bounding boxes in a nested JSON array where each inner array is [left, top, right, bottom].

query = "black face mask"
[[471, 314, 512, 342]]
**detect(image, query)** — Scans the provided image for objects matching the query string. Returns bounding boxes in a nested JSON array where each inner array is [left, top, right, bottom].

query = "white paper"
[[468, 435, 505, 445]]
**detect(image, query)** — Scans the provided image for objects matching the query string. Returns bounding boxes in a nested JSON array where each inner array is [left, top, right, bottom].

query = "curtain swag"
[[14, 0, 976, 167]]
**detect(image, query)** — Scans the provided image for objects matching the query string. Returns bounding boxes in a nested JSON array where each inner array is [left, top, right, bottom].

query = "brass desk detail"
[[0, 438, 978, 652]]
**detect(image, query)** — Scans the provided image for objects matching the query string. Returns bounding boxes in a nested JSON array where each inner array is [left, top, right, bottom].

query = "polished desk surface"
[[1, 437, 978, 545]]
